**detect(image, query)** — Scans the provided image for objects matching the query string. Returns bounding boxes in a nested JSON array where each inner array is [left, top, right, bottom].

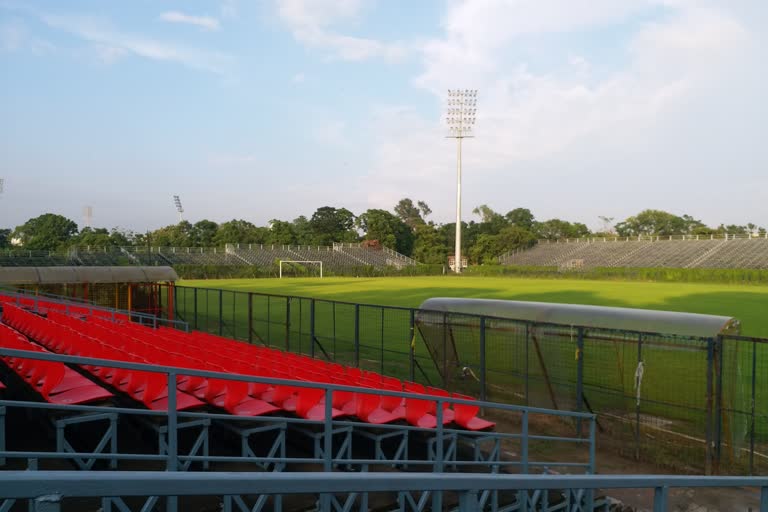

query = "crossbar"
[[0, 471, 766, 503]]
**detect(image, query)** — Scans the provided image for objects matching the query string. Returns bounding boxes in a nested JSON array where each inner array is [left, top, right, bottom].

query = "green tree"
[[12, 213, 78, 251], [148, 221, 194, 247], [469, 225, 536, 264], [505, 208, 535, 231], [412, 222, 451, 264], [394, 198, 430, 230], [472, 204, 507, 234], [72, 227, 113, 247], [0, 228, 11, 249], [213, 220, 267, 245], [266, 219, 298, 245], [356, 209, 415, 255], [535, 219, 590, 240], [292, 216, 314, 245], [190, 220, 219, 247], [615, 210, 687, 236], [308, 207, 358, 245]]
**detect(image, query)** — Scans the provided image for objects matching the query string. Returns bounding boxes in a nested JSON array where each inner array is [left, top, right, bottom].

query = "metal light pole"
[[446, 89, 477, 273], [173, 195, 184, 223]]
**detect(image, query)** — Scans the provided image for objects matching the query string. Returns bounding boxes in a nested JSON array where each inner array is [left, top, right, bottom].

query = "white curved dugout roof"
[[418, 298, 740, 338], [0, 266, 178, 285]]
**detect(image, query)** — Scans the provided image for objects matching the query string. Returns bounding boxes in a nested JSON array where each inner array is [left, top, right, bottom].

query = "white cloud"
[[39, 13, 233, 74], [0, 18, 54, 54], [159, 11, 220, 31], [275, 0, 407, 61], [92, 43, 128, 64], [220, 0, 238, 19], [359, 1, 767, 227], [292, 72, 305, 83]]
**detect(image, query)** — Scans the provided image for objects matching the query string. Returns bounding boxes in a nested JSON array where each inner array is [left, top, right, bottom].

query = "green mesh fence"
[[160, 284, 768, 475]]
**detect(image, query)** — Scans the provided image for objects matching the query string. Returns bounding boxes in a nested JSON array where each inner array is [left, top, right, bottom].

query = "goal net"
[[278, 260, 323, 279]]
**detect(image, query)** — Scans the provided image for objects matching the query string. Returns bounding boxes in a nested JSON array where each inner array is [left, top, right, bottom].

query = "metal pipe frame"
[[0, 347, 595, 475], [1, 471, 767, 512]]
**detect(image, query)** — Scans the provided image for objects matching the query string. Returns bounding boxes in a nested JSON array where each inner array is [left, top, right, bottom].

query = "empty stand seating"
[[0, 302, 494, 430], [500, 236, 768, 269], [0, 243, 419, 270], [0, 323, 113, 405]]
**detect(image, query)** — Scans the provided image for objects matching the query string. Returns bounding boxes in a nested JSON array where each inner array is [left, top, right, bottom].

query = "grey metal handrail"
[[1, 471, 766, 511], [0, 346, 596, 474]]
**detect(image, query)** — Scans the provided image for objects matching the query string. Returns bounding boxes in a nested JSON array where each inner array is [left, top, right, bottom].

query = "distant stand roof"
[[0, 266, 178, 285], [418, 298, 740, 338]]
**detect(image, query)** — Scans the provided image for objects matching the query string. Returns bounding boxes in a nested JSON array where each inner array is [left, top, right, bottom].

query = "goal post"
[[278, 260, 323, 279]]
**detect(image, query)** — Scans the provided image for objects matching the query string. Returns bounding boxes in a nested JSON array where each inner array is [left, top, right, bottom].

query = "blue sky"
[[1, 0, 766, 233]]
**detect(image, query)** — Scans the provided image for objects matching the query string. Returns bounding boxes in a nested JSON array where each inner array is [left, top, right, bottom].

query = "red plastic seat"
[[405, 397, 437, 429], [295, 387, 344, 421], [427, 387, 455, 423], [211, 379, 280, 417], [452, 394, 495, 431], [355, 392, 401, 424]]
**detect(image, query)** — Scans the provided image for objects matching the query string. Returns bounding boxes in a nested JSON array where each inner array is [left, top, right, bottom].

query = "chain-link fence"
[[161, 284, 768, 475]]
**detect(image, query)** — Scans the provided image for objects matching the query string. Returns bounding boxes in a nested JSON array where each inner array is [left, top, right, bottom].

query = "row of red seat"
[[3, 305, 204, 412], [0, 322, 113, 405], [0, 294, 130, 323], [98, 316, 494, 430], [1, 304, 494, 430]]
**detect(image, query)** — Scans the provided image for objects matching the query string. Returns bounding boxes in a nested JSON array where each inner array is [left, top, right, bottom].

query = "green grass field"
[[181, 275, 768, 336]]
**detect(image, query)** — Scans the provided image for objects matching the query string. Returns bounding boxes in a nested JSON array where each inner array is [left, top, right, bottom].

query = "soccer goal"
[[278, 260, 323, 279]]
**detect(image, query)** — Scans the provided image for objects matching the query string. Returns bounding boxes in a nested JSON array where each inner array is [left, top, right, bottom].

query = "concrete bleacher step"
[[684, 239, 730, 268]]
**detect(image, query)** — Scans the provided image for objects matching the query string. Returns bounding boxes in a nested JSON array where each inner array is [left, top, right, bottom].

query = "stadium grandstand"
[[0, 290, 601, 511], [499, 233, 768, 269], [0, 243, 418, 272]]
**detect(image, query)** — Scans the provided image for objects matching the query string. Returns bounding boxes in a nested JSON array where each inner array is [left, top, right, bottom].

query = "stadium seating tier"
[[500, 236, 768, 269]]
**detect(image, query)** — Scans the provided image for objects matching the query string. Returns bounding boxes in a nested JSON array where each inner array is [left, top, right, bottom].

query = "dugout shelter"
[[0, 266, 177, 317]]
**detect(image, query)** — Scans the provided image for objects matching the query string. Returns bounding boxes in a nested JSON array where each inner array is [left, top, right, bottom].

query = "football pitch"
[[181, 275, 768, 337]]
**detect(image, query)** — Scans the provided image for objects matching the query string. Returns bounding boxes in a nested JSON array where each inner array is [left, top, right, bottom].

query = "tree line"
[[2, 202, 764, 265]]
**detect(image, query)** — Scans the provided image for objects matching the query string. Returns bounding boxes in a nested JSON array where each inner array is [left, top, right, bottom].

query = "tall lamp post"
[[446, 89, 477, 273], [173, 195, 184, 223]]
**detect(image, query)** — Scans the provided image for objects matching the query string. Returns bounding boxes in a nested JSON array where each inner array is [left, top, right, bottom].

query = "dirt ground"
[[489, 409, 763, 511]]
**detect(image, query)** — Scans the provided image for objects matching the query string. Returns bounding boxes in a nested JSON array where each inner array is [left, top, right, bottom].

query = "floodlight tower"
[[83, 206, 93, 228], [446, 89, 477, 273], [173, 195, 184, 223]]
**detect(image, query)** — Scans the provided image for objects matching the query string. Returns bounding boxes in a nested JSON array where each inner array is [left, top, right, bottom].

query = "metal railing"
[[535, 233, 768, 244], [2, 471, 767, 512], [0, 347, 595, 468]]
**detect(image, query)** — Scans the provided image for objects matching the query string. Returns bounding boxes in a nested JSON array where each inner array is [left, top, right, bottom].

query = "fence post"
[[310, 298, 316, 358], [193, 287, 198, 331], [705, 337, 714, 475], [442, 312, 449, 389], [354, 304, 360, 368], [635, 334, 643, 461], [479, 317, 487, 402], [524, 323, 530, 406], [218, 289, 223, 336], [166, 371, 178, 512], [576, 326, 585, 436], [409, 309, 415, 382], [380, 307, 385, 375], [714, 335, 723, 474], [248, 292, 253, 345], [751, 339, 757, 475], [285, 298, 291, 352], [519, 409, 529, 512]]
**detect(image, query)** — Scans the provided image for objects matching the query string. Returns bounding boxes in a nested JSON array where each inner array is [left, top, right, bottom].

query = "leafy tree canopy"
[[12, 213, 78, 251]]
